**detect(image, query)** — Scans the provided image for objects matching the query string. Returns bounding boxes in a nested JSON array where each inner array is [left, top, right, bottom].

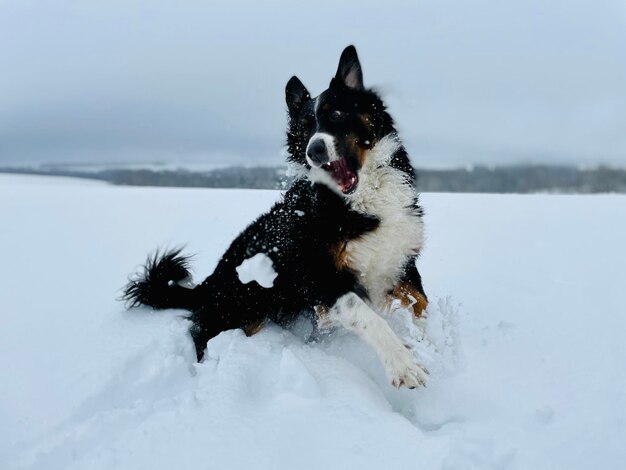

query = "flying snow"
[[235, 253, 278, 288]]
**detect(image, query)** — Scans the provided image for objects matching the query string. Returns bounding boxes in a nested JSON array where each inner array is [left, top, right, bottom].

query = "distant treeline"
[[2, 164, 626, 193], [416, 165, 626, 193]]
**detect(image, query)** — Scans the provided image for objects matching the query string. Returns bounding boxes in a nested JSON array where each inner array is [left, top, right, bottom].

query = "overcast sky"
[[1, 0, 626, 167]]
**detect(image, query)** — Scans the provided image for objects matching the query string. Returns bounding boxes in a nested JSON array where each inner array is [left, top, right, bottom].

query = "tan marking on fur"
[[243, 321, 265, 336], [387, 281, 428, 318], [314, 305, 329, 317], [345, 134, 369, 167], [331, 241, 353, 271], [356, 144, 367, 167], [314, 304, 334, 330]]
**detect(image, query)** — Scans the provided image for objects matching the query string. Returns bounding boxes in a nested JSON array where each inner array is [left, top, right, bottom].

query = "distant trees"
[[415, 165, 626, 193], [2, 165, 626, 194]]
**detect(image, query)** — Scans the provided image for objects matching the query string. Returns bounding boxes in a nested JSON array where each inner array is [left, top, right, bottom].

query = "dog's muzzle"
[[306, 138, 329, 166]]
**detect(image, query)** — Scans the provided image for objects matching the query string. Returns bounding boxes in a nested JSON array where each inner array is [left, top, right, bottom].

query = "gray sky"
[[1, 0, 626, 167]]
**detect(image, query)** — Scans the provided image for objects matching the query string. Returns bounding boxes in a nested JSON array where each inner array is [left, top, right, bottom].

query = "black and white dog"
[[123, 46, 428, 388]]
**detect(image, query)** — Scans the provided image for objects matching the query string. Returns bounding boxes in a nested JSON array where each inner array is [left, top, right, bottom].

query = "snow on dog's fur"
[[123, 46, 429, 388]]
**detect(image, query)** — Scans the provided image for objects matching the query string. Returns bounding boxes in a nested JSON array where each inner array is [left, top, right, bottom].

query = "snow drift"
[[1, 174, 625, 469]]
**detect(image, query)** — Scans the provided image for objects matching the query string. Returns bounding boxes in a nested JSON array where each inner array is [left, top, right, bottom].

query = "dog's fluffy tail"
[[122, 248, 199, 312]]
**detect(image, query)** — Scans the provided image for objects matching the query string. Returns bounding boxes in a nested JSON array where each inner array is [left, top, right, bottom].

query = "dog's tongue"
[[328, 158, 358, 194]]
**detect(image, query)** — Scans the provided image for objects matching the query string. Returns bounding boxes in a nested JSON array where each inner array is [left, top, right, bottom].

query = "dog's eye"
[[330, 110, 343, 122]]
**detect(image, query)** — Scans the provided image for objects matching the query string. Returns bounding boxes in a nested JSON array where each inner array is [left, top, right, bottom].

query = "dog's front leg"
[[318, 293, 428, 389]]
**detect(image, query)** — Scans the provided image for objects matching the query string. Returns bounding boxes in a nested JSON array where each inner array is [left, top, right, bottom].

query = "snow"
[[1, 174, 625, 469], [236, 253, 278, 288]]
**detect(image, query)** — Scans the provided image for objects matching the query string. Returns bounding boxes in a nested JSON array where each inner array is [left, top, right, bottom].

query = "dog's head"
[[285, 46, 396, 195]]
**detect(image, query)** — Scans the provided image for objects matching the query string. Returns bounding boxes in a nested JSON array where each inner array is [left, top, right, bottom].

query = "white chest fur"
[[345, 136, 424, 308]]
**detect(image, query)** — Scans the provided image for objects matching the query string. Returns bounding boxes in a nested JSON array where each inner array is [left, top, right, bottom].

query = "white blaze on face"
[[235, 253, 278, 288], [305, 132, 345, 194], [305, 132, 340, 167]]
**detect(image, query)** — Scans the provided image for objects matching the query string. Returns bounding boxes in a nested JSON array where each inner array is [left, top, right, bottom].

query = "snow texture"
[[1, 174, 625, 470], [235, 253, 278, 288]]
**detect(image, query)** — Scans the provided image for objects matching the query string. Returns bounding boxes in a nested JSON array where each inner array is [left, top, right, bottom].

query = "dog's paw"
[[385, 347, 429, 389]]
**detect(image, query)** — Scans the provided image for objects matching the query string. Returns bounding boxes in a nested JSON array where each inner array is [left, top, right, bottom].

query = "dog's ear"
[[335, 45, 363, 90], [285, 76, 310, 115]]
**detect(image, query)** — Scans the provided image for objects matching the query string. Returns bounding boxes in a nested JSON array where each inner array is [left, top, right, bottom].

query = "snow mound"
[[11, 301, 460, 470]]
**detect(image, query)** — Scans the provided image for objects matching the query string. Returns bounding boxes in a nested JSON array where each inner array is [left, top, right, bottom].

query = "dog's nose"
[[307, 139, 328, 166]]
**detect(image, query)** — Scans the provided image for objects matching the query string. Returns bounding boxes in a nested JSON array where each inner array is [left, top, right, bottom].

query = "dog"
[[123, 46, 429, 388]]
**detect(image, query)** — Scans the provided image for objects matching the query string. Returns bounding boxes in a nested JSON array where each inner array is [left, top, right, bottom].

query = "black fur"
[[122, 248, 197, 311], [123, 46, 426, 361], [124, 181, 379, 360]]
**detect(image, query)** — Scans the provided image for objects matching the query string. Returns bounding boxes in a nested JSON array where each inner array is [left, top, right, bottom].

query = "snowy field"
[[1, 174, 625, 469]]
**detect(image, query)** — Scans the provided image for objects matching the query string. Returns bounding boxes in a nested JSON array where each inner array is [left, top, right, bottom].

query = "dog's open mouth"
[[321, 158, 359, 194]]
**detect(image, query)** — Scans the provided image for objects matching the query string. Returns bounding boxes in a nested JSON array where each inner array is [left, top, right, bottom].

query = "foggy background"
[[1, 0, 626, 169]]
